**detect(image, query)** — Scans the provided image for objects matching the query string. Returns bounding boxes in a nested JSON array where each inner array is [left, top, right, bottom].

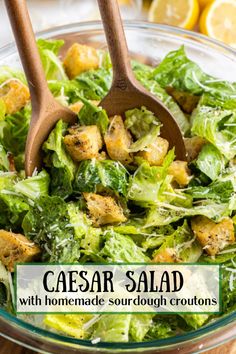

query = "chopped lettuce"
[[92, 314, 131, 342], [74, 159, 129, 196], [0, 172, 29, 230], [129, 315, 153, 342], [134, 68, 190, 134], [81, 227, 102, 255], [14, 170, 49, 200], [0, 66, 26, 85], [199, 255, 236, 313], [182, 314, 209, 329], [37, 39, 67, 81], [0, 104, 31, 168], [141, 225, 175, 250], [187, 180, 234, 204], [125, 106, 160, 139], [78, 98, 109, 134], [221, 259, 236, 312], [128, 125, 160, 153], [128, 150, 175, 206], [43, 120, 76, 198], [153, 221, 202, 263], [75, 67, 112, 100], [153, 46, 236, 99], [145, 316, 178, 340], [22, 196, 82, 262], [100, 231, 150, 263], [145, 201, 230, 227], [196, 143, 226, 181], [191, 104, 236, 160], [0, 144, 9, 171], [44, 314, 92, 339]]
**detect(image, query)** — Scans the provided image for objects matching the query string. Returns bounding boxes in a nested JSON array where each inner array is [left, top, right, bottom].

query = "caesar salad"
[[0, 39, 235, 342]]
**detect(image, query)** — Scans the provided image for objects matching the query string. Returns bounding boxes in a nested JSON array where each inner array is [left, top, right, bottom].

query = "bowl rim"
[[0, 20, 235, 350], [0, 20, 236, 58]]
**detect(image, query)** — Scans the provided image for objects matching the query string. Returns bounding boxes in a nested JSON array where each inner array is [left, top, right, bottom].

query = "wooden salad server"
[[5, 0, 77, 176], [97, 0, 186, 160]]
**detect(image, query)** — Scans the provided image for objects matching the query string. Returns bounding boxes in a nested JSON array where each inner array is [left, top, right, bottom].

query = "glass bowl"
[[0, 21, 235, 354]]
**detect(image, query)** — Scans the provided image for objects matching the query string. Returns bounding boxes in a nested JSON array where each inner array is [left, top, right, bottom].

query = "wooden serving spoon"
[[97, 0, 186, 160], [5, 0, 77, 176]]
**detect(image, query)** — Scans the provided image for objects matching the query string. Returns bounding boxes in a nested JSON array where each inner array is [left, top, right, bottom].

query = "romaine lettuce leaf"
[[129, 314, 153, 342], [145, 201, 230, 227], [187, 180, 234, 204], [44, 314, 92, 339], [124, 106, 160, 139], [14, 170, 49, 200], [75, 67, 112, 100], [0, 104, 31, 169], [191, 105, 236, 160], [0, 66, 26, 85], [74, 159, 129, 196], [200, 245, 236, 264], [141, 225, 175, 250], [196, 143, 226, 181], [78, 97, 109, 134], [145, 316, 178, 340], [43, 120, 76, 198], [153, 46, 236, 100], [128, 125, 160, 153], [134, 69, 190, 134], [182, 314, 209, 329], [81, 227, 102, 255], [153, 221, 202, 263], [127, 150, 175, 206], [0, 144, 9, 171], [37, 39, 67, 81], [22, 196, 82, 262], [221, 259, 236, 312], [199, 254, 236, 313], [0, 172, 29, 230], [100, 231, 150, 263], [92, 314, 131, 342]]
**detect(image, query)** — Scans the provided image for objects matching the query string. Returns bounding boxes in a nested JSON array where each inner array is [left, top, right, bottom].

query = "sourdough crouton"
[[64, 125, 102, 162], [0, 230, 41, 272], [166, 87, 200, 114], [191, 216, 235, 256], [0, 79, 30, 114], [83, 193, 127, 227], [63, 43, 99, 79], [168, 160, 191, 186], [153, 248, 177, 263], [69, 100, 100, 114], [104, 115, 133, 164], [184, 136, 206, 162], [137, 137, 169, 166]]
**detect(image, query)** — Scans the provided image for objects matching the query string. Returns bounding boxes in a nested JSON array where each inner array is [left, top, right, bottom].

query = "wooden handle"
[[4, 0, 50, 110], [97, 0, 135, 90]]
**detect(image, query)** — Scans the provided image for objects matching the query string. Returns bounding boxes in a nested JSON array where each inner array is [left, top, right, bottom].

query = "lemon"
[[199, 0, 236, 47], [148, 0, 200, 30], [198, 0, 214, 10]]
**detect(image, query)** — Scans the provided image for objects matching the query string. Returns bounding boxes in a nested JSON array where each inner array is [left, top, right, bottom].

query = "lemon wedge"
[[199, 0, 236, 47], [148, 0, 200, 30]]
